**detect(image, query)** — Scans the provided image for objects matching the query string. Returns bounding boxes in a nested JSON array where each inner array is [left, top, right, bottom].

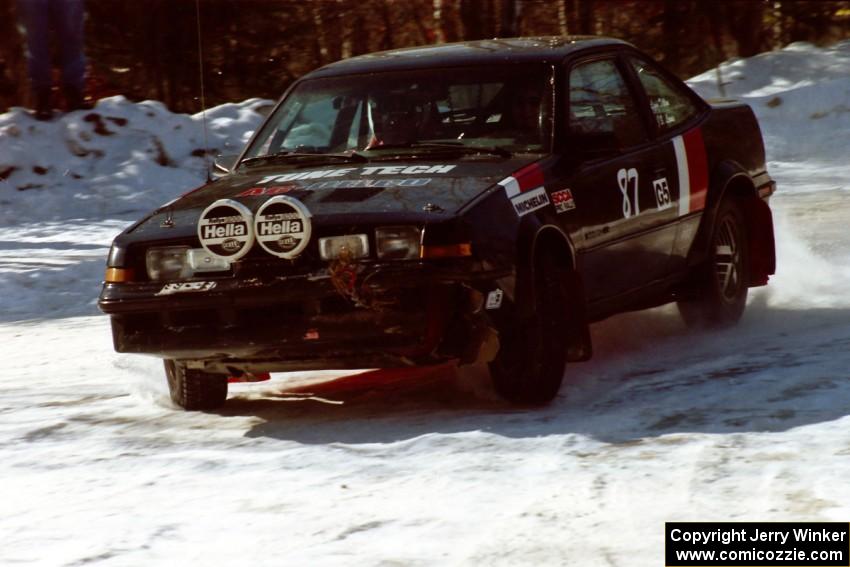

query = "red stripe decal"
[[513, 163, 545, 192], [683, 128, 708, 212]]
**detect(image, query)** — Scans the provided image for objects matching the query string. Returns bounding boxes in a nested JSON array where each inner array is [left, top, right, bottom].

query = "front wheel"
[[678, 197, 750, 328], [488, 252, 568, 405], [164, 360, 228, 411]]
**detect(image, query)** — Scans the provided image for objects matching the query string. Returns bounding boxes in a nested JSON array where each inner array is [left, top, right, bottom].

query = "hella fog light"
[[375, 226, 421, 260], [319, 234, 369, 261], [146, 246, 191, 281], [187, 248, 231, 272]]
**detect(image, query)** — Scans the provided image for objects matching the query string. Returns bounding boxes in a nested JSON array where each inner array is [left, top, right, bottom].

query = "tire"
[[488, 251, 568, 404], [164, 359, 228, 411], [678, 197, 750, 328]]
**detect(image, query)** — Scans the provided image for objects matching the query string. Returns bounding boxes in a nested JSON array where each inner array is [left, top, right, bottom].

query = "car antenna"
[[195, 0, 212, 183]]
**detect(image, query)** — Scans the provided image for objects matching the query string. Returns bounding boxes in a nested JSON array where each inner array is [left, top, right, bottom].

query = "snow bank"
[[688, 41, 850, 181], [0, 96, 273, 226]]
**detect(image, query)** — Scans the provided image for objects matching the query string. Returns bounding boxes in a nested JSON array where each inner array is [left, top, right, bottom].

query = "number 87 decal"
[[617, 167, 639, 218]]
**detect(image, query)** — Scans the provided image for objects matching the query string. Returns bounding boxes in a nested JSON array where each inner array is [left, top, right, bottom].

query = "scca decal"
[[552, 189, 576, 213]]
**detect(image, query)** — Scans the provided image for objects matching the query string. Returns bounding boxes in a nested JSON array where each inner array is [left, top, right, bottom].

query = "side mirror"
[[212, 154, 238, 179]]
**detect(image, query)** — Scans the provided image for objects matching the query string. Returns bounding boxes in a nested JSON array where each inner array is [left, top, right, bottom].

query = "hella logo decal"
[[254, 195, 312, 259], [197, 199, 254, 261]]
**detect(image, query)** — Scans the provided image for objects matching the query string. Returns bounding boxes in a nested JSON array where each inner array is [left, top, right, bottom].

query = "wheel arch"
[[693, 160, 776, 286], [515, 222, 592, 362]]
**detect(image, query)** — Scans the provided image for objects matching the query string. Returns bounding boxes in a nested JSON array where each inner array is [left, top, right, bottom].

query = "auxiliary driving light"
[[375, 226, 421, 260], [318, 234, 369, 261], [146, 246, 231, 281]]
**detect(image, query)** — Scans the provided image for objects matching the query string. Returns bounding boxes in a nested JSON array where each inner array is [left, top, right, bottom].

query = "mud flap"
[[562, 269, 592, 362]]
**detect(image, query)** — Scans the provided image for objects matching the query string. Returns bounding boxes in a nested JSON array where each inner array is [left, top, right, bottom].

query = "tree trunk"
[[729, 1, 764, 57]]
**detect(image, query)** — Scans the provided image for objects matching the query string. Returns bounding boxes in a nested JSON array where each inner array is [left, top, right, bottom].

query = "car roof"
[[306, 36, 632, 78]]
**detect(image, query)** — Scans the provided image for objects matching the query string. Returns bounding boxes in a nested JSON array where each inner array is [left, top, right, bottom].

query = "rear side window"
[[629, 57, 699, 133], [568, 59, 646, 149]]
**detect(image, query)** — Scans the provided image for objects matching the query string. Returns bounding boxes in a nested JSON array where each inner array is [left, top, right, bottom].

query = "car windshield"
[[243, 64, 553, 161]]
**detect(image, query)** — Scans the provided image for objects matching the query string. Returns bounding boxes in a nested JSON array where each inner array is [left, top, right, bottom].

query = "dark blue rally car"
[[98, 37, 776, 410]]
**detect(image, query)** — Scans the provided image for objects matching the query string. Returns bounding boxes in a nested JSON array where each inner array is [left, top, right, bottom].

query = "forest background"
[[1, 0, 849, 114]]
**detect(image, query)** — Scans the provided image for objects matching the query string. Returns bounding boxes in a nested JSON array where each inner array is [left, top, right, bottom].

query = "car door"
[[624, 55, 710, 274], [553, 55, 678, 301]]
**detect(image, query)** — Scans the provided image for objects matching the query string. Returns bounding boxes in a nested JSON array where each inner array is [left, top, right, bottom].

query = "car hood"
[[127, 156, 542, 238]]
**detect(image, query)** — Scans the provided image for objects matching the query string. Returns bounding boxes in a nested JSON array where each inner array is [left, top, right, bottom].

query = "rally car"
[[98, 37, 776, 410]]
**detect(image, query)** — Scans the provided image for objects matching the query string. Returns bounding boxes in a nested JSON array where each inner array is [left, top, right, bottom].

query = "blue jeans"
[[17, 0, 86, 92]]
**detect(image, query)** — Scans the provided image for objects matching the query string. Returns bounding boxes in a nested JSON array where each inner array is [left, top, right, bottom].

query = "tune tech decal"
[[257, 165, 456, 185], [197, 199, 254, 260], [254, 195, 312, 259], [672, 127, 708, 216]]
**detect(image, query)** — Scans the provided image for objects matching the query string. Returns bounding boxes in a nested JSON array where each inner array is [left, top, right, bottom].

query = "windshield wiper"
[[239, 150, 369, 168], [368, 142, 512, 158]]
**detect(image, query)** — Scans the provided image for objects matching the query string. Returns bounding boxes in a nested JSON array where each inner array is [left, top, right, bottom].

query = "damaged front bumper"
[[98, 260, 509, 373]]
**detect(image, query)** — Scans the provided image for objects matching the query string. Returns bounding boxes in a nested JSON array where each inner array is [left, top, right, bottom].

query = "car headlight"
[[146, 246, 230, 281], [319, 234, 369, 261], [375, 226, 421, 260]]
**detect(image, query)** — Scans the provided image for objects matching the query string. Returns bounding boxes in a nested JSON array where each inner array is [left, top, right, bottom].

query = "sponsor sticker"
[[156, 281, 217, 296], [485, 289, 503, 310], [237, 185, 296, 197], [552, 189, 576, 213], [653, 177, 672, 210], [238, 178, 432, 196], [510, 186, 550, 217], [254, 195, 312, 259], [257, 164, 456, 185], [197, 199, 254, 261]]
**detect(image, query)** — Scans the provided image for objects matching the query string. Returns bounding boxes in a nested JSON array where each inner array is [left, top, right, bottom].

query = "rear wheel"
[[164, 360, 228, 411], [678, 198, 750, 328], [489, 251, 568, 404]]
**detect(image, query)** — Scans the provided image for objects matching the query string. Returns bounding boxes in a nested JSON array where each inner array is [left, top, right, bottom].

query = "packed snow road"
[[2, 42, 850, 566]]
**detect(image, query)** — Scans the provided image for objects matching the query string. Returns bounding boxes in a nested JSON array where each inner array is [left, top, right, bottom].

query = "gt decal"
[[672, 127, 708, 215], [156, 281, 217, 296], [653, 177, 672, 210], [510, 186, 549, 217], [617, 167, 639, 218], [552, 189, 576, 213]]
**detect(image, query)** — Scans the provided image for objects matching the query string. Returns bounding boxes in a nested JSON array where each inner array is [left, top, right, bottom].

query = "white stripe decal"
[[498, 176, 521, 198], [672, 135, 690, 217]]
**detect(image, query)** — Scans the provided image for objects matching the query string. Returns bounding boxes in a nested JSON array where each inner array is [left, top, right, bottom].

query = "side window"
[[629, 57, 698, 133], [568, 59, 647, 149]]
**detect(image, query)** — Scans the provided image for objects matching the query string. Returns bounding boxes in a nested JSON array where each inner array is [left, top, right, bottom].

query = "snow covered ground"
[[1, 42, 850, 566]]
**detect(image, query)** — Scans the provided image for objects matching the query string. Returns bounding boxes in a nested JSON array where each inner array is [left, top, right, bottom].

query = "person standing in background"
[[17, 0, 88, 120]]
